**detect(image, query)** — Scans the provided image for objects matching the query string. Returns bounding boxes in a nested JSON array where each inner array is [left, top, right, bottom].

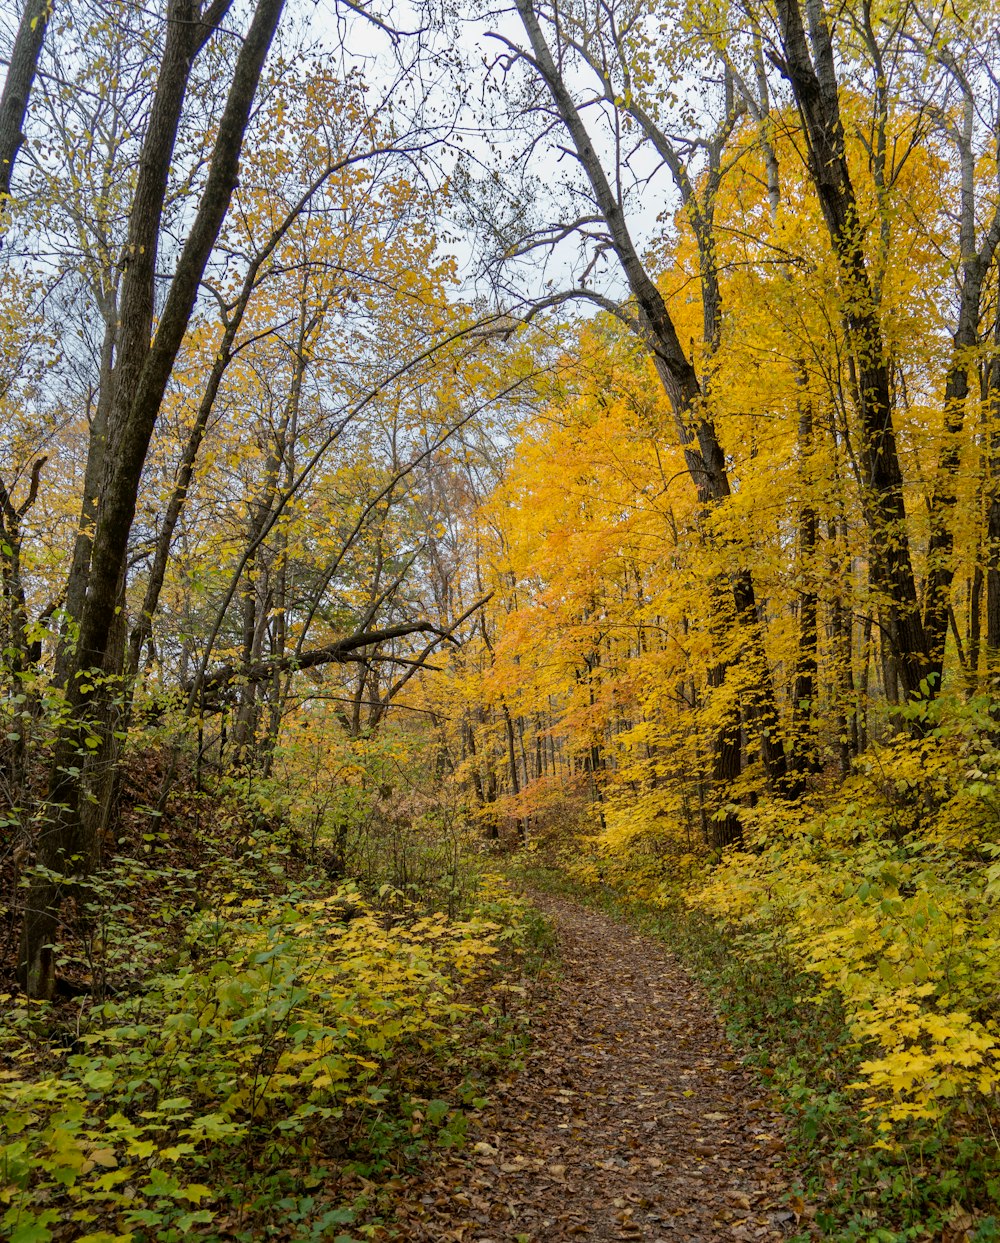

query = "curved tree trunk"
[[513, 0, 796, 798]]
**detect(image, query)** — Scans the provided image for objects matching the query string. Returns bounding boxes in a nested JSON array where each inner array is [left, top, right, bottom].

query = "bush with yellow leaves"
[[0, 876, 514, 1243], [690, 694, 1000, 1131]]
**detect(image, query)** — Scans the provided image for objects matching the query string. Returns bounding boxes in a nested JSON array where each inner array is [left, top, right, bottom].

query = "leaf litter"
[[378, 892, 799, 1241]]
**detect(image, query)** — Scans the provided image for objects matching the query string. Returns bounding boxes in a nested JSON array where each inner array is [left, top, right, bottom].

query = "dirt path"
[[387, 892, 797, 1241]]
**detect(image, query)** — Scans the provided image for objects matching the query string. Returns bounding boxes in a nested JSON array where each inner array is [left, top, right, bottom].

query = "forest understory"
[[3, 741, 1000, 1243]]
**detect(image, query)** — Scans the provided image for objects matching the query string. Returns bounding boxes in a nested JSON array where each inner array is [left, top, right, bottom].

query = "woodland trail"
[[385, 892, 797, 1241]]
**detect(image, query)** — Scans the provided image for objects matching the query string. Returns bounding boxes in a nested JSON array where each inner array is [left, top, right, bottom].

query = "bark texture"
[[0, 0, 51, 223]]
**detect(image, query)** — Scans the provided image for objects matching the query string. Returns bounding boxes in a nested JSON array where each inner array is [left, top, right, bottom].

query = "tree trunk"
[[792, 389, 819, 773], [0, 458, 47, 796], [58, 301, 118, 687], [514, 0, 795, 796], [0, 0, 51, 238], [775, 0, 930, 702], [986, 320, 1000, 678], [19, 0, 285, 999], [500, 697, 524, 843]]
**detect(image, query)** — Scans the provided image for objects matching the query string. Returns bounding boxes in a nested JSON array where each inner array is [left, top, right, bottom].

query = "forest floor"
[[376, 891, 800, 1242]]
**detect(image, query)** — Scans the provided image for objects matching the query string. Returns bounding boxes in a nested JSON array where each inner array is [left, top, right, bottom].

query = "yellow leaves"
[[855, 1006, 998, 1121], [691, 735, 1000, 1133], [158, 1145, 197, 1162], [0, 868, 517, 1242]]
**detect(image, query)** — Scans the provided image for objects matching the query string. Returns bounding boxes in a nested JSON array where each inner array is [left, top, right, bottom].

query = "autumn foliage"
[[3, 0, 1000, 1237]]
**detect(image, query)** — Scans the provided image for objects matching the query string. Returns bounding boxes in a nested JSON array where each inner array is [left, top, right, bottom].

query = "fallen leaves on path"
[[382, 893, 798, 1241]]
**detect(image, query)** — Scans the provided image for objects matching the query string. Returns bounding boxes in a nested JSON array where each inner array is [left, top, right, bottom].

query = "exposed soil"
[[385, 892, 798, 1241]]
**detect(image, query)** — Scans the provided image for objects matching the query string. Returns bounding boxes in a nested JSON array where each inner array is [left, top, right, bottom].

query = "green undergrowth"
[[506, 860, 1000, 1243], [1, 780, 554, 1243]]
